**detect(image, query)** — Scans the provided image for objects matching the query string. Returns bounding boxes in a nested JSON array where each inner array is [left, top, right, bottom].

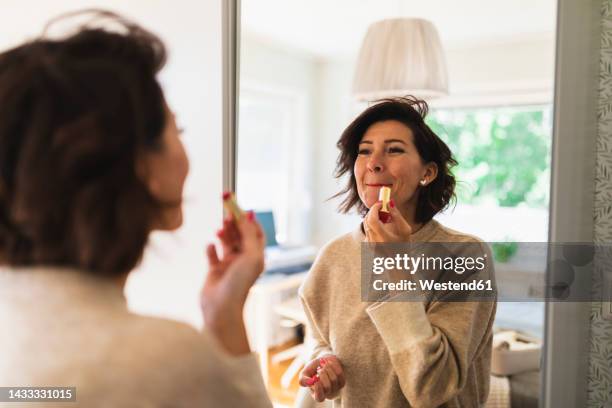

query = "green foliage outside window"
[[425, 107, 552, 209]]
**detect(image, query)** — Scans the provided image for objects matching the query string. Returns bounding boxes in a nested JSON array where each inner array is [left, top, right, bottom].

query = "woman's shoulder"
[[299, 229, 361, 295], [318, 229, 361, 257], [120, 314, 259, 377], [120, 314, 212, 361], [308, 228, 363, 272], [126, 313, 202, 339], [90, 314, 264, 405], [124, 313, 226, 355]]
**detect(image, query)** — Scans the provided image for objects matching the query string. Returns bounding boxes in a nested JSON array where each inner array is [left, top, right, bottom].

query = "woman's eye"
[[388, 147, 405, 153], [358, 148, 371, 155]]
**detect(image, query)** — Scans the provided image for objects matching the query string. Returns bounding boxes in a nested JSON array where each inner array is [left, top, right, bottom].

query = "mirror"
[[236, 1, 563, 407]]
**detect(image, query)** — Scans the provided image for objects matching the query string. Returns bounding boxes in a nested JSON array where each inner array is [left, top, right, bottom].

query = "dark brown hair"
[[333, 96, 457, 223], [0, 10, 168, 277]]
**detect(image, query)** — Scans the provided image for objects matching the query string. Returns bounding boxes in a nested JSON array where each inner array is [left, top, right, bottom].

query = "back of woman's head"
[[0, 10, 168, 277]]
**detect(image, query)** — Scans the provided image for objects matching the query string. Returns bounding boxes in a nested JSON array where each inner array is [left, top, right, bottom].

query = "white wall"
[[1, 0, 224, 328], [444, 34, 555, 90], [435, 33, 556, 107], [240, 32, 318, 92]]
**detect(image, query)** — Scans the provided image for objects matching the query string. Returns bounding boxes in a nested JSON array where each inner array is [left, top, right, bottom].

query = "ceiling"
[[241, 0, 557, 58]]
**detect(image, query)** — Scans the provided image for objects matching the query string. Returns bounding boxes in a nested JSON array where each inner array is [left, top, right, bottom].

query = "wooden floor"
[[267, 340, 302, 407]]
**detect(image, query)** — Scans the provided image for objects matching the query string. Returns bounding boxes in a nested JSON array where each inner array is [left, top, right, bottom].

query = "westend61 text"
[[372, 279, 494, 292]]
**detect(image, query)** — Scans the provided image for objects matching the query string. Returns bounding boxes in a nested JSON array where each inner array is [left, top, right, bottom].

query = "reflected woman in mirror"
[[0, 10, 272, 407], [298, 97, 497, 407]]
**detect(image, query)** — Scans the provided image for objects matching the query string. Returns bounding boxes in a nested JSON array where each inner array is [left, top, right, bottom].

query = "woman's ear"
[[424, 162, 439, 183], [135, 152, 159, 197]]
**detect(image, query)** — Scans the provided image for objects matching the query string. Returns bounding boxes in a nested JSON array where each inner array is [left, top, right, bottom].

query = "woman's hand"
[[299, 355, 346, 402], [200, 211, 265, 355], [363, 201, 413, 243]]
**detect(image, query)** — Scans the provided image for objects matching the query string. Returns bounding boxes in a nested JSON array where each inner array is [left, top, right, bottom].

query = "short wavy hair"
[[0, 10, 167, 276], [333, 96, 457, 223]]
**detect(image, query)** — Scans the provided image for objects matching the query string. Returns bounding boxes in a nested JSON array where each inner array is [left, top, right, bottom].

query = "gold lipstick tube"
[[379, 186, 391, 213], [222, 192, 244, 221]]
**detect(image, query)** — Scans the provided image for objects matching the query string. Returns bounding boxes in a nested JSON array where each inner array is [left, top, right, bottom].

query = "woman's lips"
[[366, 183, 392, 187]]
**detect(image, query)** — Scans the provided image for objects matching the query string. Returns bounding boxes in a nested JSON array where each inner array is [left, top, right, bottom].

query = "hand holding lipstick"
[[363, 198, 413, 243], [299, 355, 345, 402], [200, 192, 266, 356]]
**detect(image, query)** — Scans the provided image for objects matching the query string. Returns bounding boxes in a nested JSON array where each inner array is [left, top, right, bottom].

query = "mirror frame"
[[222, 0, 239, 193], [543, 0, 601, 406], [225, 0, 604, 406]]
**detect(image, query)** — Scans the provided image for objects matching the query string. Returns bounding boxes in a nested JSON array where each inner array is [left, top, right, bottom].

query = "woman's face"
[[354, 120, 437, 214], [138, 104, 190, 230]]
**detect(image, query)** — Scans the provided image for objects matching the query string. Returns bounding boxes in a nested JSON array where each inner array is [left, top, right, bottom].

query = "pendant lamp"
[[352, 18, 448, 101]]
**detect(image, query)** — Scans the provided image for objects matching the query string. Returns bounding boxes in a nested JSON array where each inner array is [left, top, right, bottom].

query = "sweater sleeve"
[[212, 352, 273, 407], [298, 241, 344, 401], [299, 293, 343, 402], [201, 330, 274, 407], [299, 293, 334, 360], [365, 241, 497, 407], [297, 240, 337, 362], [366, 299, 495, 407]]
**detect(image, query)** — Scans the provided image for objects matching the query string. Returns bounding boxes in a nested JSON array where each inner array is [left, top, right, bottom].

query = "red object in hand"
[[378, 186, 392, 223], [379, 211, 391, 223], [307, 374, 319, 386]]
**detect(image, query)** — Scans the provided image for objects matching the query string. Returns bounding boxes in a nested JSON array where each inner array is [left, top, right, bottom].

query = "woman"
[[298, 97, 497, 407], [0, 10, 271, 408]]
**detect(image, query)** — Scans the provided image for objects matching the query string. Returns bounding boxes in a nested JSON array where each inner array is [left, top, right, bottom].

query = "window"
[[237, 85, 311, 245], [427, 105, 553, 242]]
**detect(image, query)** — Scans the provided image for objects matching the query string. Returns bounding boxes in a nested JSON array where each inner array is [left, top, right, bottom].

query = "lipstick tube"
[[222, 192, 244, 221], [378, 186, 391, 223]]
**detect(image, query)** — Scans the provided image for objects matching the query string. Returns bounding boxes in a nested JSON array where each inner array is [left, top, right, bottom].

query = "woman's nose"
[[366, 156, 384, 172]]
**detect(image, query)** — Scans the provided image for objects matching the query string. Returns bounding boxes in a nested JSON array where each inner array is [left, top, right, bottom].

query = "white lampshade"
[[352, 18, 449, 102]]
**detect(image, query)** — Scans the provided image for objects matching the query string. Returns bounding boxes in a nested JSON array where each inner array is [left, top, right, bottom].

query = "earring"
[[420, 179, 427, 185]]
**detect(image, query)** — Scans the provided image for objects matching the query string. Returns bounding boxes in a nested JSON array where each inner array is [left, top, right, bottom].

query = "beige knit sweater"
[[0, 266, 272, 408], [299, 219, 497, 408]]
